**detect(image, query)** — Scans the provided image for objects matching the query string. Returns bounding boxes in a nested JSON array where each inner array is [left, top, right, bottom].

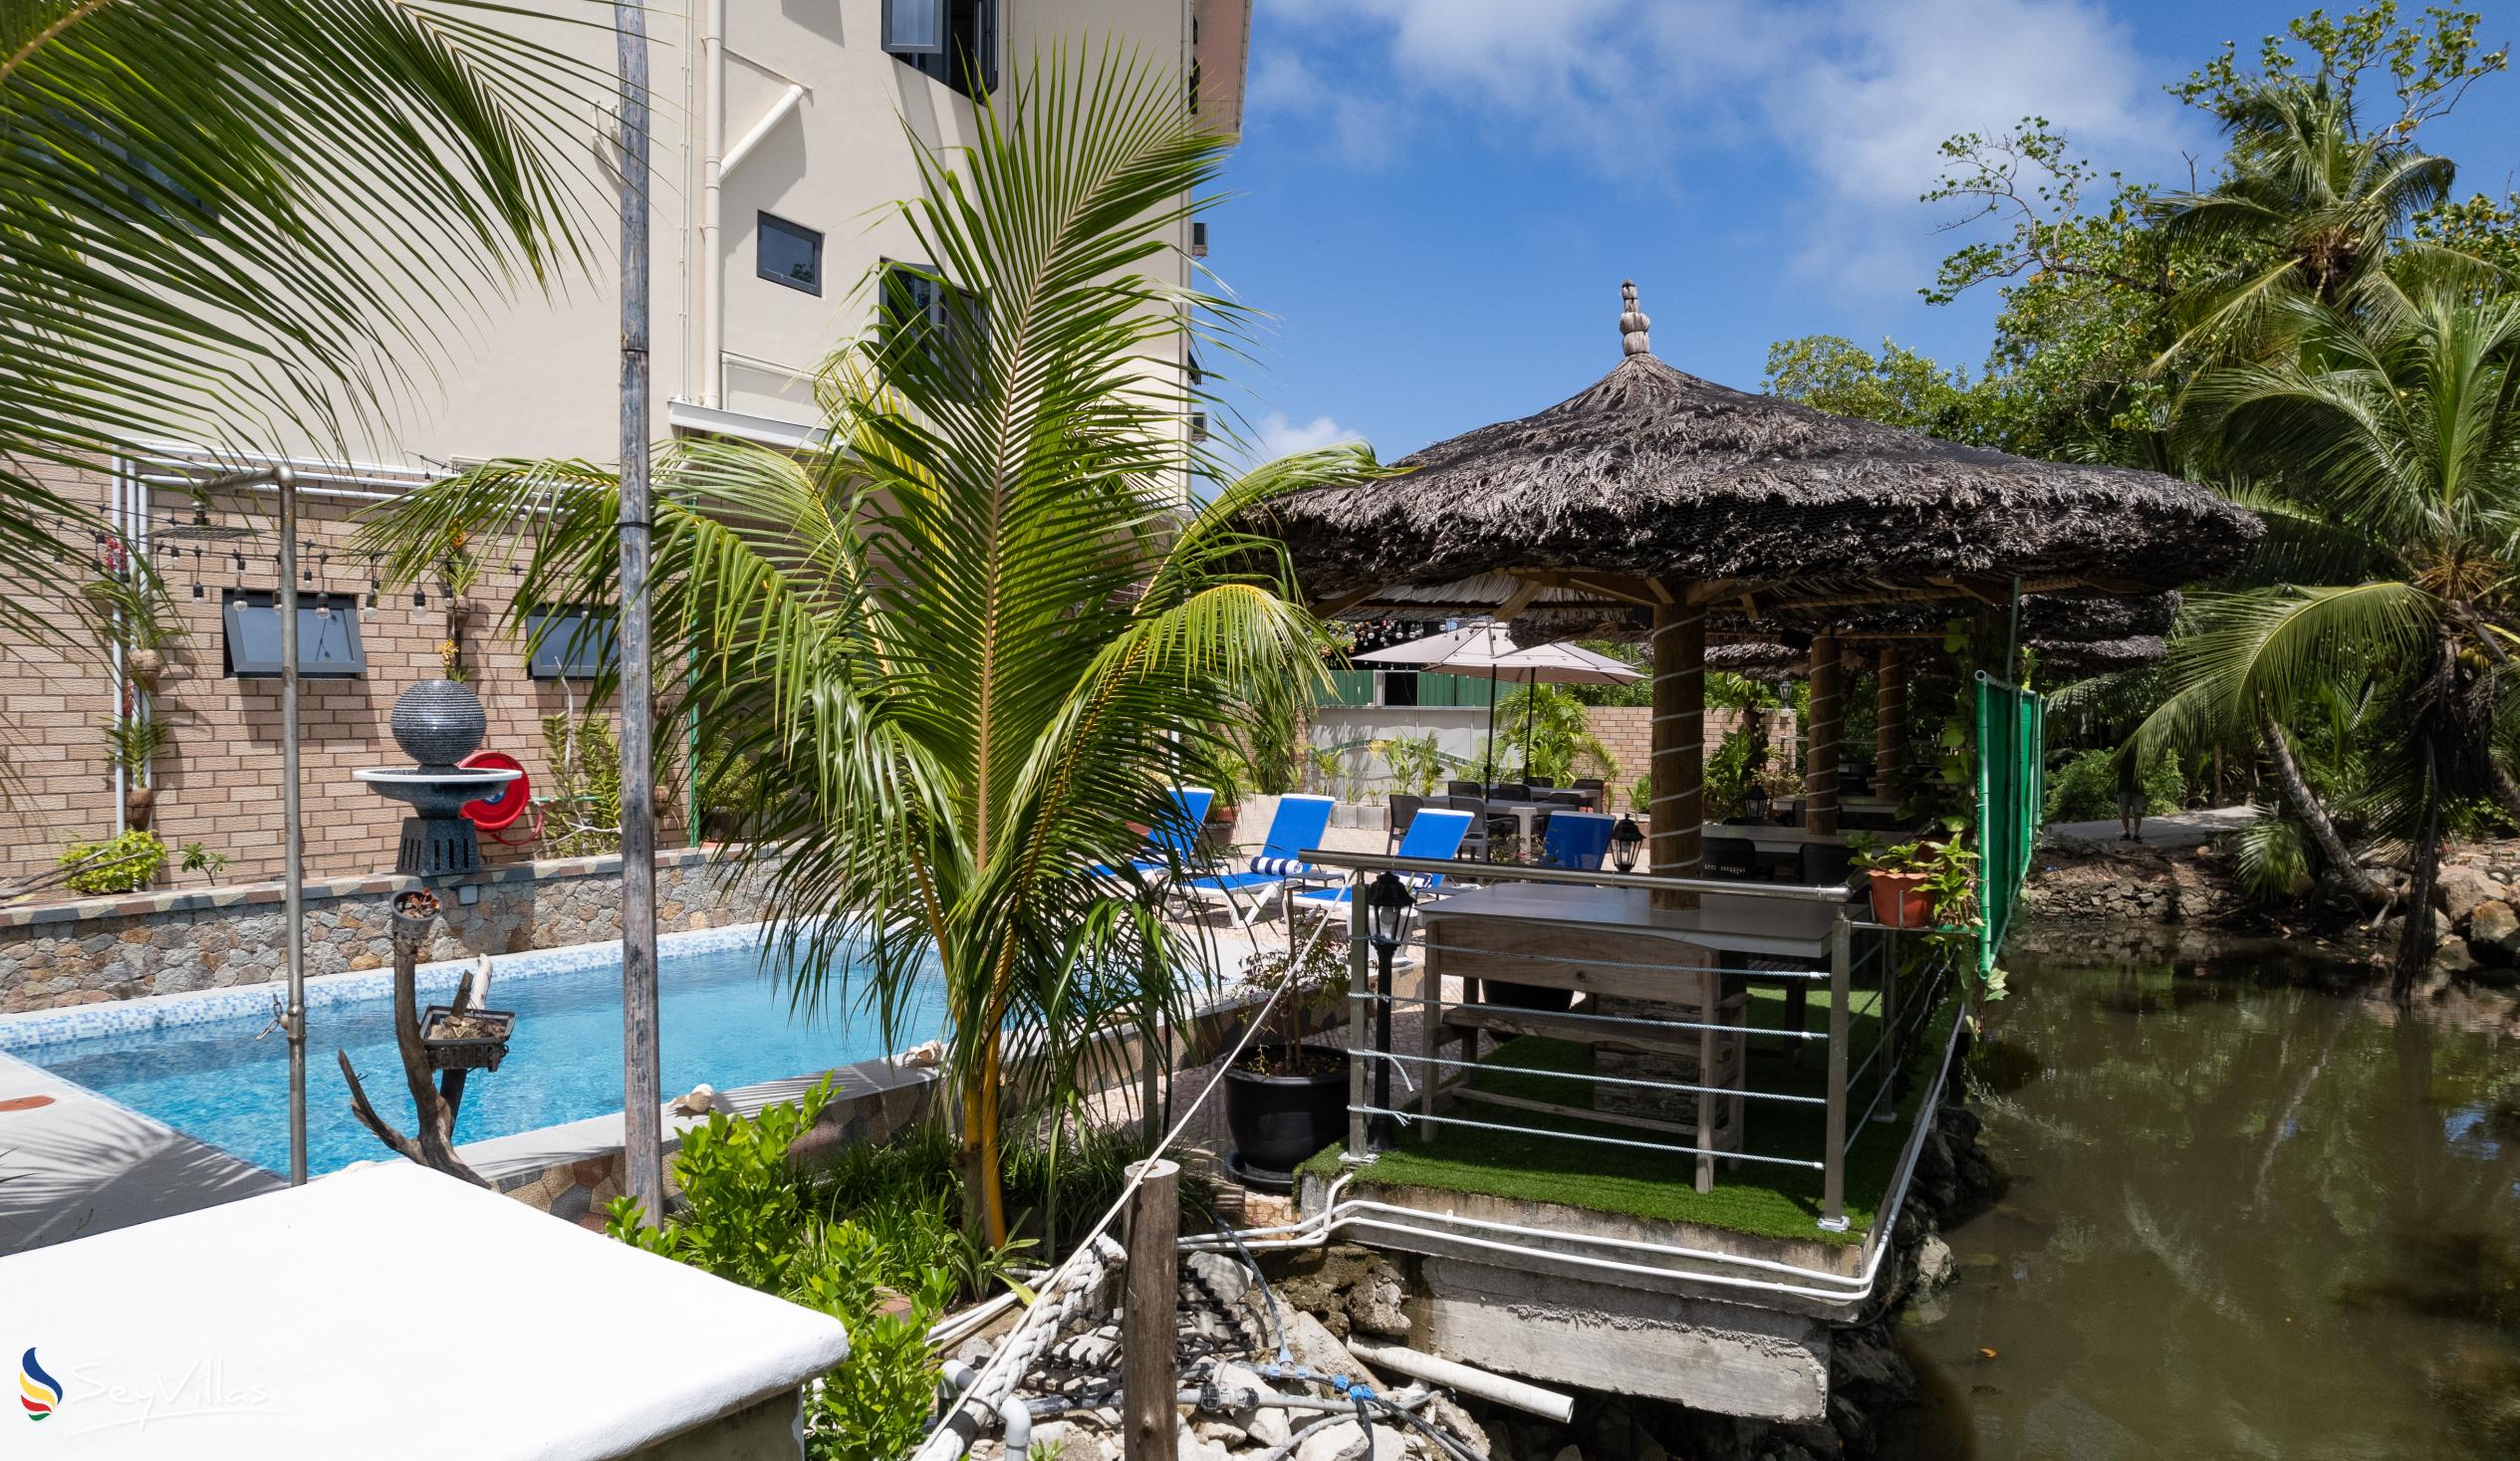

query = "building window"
[[882, 0, 994, 99], [221, 591, 367, 678], [525, 608, 619, 679], [757, 212, 822, 295], [880, 260, 986, 382]]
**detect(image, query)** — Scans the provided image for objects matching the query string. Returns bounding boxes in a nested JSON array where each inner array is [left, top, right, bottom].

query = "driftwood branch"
[[338, 913, 487, 1187]]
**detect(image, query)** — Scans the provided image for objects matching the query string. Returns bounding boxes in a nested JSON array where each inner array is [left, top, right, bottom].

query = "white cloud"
[[1248, 0, 2199, 293], [1253, 410, 1365, 458]]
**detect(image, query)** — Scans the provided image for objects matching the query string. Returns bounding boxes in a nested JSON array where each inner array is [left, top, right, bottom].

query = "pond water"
[[1882, 939, 2520, 1460]]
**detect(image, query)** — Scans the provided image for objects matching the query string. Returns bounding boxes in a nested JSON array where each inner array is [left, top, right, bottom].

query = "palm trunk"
[[2491, 763, 2520, 825], [2258, 703, 2392, 905], [959, 1032, 1010, 1249], [2394, 767, 2443, 1004]]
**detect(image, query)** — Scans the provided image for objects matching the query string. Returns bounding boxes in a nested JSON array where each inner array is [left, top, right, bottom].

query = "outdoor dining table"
[[1479, 790, 1595, 851], [1407, 879, 1842, 1193]]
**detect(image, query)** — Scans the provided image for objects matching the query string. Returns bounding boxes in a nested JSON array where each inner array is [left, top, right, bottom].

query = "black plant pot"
[[1480, 980, 1575, 1013], [1223, 1045, 1349, 1194]]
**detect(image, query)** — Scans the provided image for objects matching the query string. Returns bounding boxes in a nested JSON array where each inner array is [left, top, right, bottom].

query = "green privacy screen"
[[1974, 673, 2046, 972]]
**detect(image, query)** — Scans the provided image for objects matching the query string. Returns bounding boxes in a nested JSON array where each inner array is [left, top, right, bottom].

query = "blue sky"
[[1205, 0, 2520, 464]]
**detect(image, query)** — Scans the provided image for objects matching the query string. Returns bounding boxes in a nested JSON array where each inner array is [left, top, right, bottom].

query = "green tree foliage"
[[1493, 682, 1618, 785], [2148, 278, 2520, 992], [364, 52, 1373, 1245]]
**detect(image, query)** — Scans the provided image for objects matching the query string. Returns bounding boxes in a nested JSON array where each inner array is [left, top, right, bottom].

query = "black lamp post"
[[1365, 871, 1415, 1149], [1611, 815, 1644, 874]]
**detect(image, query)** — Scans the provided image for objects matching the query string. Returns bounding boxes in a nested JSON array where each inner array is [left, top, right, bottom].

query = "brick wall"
[[0, 471, 681, 886], [1585, 705, 1800, 806]]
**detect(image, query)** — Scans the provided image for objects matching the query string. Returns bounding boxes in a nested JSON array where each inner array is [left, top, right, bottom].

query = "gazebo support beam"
[[1648, 592, 1705, 910], [1805, 633, 1842, 837], [1876, 646, 1907, 802]]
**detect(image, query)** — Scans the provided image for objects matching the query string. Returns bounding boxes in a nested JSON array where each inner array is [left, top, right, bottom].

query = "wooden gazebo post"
[[1804, 632, 1842, 837], [1876, 646, 1907, 801], [1648, 596, 1705, 910]]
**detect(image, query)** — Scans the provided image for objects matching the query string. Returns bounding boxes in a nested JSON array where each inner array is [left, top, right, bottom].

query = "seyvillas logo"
[[19, 1347, 62, 1421]]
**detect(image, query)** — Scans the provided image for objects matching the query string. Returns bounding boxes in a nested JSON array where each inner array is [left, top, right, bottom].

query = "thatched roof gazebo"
[[1260, 282, 2259, 895]]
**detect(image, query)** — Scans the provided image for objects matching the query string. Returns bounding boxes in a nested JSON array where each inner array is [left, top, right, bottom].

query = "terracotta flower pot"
[[1868, 869, 1931, 929]]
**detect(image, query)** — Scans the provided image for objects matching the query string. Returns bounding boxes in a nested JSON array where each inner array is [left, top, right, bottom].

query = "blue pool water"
[[20, 939, 946, 1175]]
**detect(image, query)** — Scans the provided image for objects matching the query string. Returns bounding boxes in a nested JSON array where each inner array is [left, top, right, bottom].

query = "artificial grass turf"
[[1302, 981, 1961, 1247]]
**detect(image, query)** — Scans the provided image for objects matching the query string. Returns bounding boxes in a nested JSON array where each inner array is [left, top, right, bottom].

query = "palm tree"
[[360, 50, 1376, 1244], [2151, 277, 2520, 996], [2153, 79, 2485, 365], [1, 0, 595, 645]]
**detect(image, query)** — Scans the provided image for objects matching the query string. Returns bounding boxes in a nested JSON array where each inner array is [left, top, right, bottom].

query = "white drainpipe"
[[699, 0, 725, 407]]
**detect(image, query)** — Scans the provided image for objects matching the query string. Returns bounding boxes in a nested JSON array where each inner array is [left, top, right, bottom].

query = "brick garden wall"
[[0, 847, 771, 1014], [1585, 705, 1800, 808], [0, 470, 683, 887]]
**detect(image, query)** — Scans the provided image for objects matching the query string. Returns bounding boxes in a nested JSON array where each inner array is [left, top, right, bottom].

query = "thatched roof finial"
[[1620, 280, 1651, 358]]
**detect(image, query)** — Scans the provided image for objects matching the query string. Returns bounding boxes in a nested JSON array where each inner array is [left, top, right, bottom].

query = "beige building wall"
[[3, 0, 1249, 889]]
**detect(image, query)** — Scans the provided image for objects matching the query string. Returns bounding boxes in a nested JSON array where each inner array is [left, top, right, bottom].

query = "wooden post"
[[613, 0, 664, 1230], [1805, 633, 1842, 837], [1122, 1158, 1180, 1461], [1648, 596, 1706, 910], [1875, 646, 1906, 802]]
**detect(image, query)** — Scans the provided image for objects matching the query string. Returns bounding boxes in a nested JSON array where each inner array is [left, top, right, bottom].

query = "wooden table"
[[1407, 882, 1841, 1192]]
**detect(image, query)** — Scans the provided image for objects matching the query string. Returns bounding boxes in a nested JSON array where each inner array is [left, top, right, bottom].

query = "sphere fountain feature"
[[355, 679, 521, 877]]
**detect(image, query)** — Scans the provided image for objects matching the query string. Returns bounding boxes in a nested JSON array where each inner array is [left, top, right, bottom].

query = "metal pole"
[[1371, 937, 1395, 1149], [1820, 913, 1851, 1231], [1121, 1158, 1180, 1461], [615, 0, 664, 1228], [279, 467, 307, 1187], [1347, 872, 1370, 1157]]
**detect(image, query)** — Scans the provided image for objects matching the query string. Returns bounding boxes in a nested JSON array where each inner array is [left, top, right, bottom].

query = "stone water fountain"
[[355, 678, 521, 877], [342, 679, 524, 1183]]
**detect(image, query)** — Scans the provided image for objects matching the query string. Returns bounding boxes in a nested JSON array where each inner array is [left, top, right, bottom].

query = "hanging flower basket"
[[417, 1005, 516, 1072]]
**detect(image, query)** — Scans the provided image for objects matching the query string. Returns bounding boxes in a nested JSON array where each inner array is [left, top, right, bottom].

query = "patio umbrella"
[[1355, 620, 1641, 784]]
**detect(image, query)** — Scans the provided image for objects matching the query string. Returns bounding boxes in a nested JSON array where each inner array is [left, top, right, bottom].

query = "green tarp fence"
[[1321, 669, 1491, 708], [1974, 672, 2046, 973]]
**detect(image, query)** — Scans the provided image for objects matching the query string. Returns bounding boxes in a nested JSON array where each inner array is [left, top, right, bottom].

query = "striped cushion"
[[1248, 856, 1308, 877]]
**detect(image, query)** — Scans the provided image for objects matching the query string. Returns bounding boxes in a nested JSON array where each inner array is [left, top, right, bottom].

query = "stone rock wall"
[[2021, 835, 2243, 925], [0, 847, 775, 1013]]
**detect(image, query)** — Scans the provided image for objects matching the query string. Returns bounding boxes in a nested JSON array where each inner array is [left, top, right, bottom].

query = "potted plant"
[[1203, 762, 1244, 856], [1222, 938, 1350, 1191], [1848, 833, 1933, 928], [103, 714, 173, 830]]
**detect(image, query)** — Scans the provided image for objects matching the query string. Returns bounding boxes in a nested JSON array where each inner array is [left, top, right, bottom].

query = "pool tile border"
[[0, 921, 772, 1051]]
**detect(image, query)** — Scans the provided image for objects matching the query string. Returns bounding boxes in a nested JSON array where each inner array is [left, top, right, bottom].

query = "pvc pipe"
[[994, 1396, 1029, 1451], [722, 83, 805, 173], [274, 465, 307, 1187], [1346, 1340, 1573, 1424], [698, 0, 724, 407]]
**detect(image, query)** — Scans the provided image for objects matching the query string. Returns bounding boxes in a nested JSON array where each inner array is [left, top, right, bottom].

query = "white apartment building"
[[412, 0, 1252, 463]]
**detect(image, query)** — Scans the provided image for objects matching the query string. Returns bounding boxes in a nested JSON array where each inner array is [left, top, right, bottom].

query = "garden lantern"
[[1745, 784, 1769, 823], [1611, 815, 1644, 873]]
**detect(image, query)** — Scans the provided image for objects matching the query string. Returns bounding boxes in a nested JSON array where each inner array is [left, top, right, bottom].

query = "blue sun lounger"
[[1284, 806, 1472, 960], [1092, 786, 1214, 887], [1175, 794, 1336, 929]]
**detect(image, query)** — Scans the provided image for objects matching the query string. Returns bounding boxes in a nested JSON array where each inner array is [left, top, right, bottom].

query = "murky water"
[[1883, 939, 2520, 1460]]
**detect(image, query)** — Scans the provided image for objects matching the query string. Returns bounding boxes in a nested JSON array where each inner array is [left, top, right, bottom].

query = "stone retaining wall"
[[0, 847, 775, 1013]]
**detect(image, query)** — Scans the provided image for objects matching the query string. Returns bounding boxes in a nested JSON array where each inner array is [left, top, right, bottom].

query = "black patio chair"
[[1800, 842, 1857, 888], [1446, 779, 1484, 800], [1703, 836, 1759, 880]]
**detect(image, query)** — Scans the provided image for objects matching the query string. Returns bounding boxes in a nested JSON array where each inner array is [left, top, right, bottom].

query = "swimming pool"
[[0, 930, 945, 1175]]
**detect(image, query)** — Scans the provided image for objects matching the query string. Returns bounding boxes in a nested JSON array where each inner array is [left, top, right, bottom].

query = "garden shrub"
[[2044, 748, 2180, 822], [58, 830, 164, 894]]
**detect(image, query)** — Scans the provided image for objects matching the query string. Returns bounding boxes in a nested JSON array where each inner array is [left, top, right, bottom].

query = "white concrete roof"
[[0, 1161, 850, 1458]]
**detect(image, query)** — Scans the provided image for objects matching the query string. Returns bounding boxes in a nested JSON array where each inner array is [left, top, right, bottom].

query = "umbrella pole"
[[1482, 671, 1497, 786], [1522, 667, 1537, 776]]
